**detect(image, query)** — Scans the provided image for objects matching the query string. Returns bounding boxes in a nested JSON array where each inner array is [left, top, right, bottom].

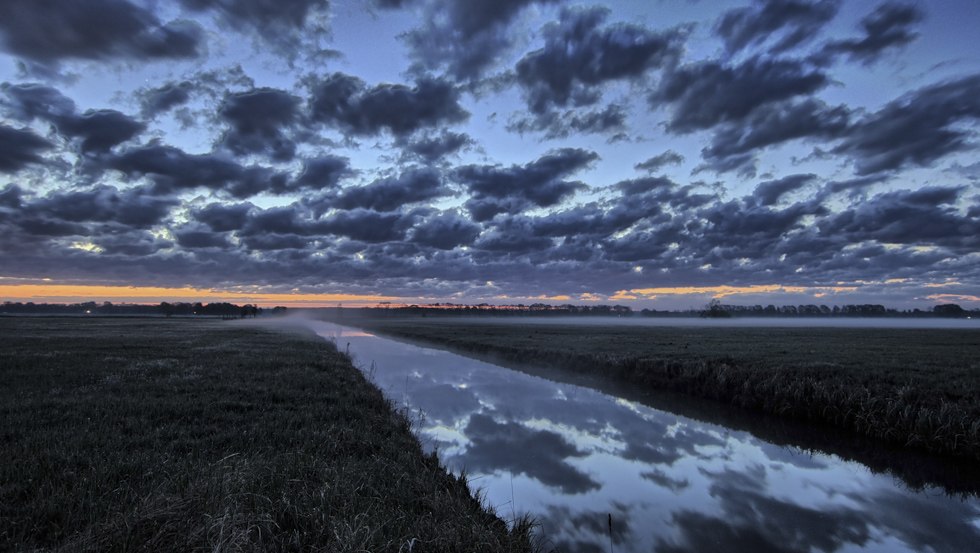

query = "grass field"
[[0, 317, 535, 552], [349, 317, 980, 460]]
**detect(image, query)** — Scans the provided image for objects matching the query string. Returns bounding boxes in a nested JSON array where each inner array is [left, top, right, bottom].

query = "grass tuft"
[[0, 317, 536, 552]]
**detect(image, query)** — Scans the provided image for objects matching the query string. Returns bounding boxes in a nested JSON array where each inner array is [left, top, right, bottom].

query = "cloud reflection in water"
[[312, 322, 980, 553]]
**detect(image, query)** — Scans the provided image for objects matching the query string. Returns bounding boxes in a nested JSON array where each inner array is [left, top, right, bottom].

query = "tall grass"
[[0, 317, 537, 552], [353, 319, 980, 461]]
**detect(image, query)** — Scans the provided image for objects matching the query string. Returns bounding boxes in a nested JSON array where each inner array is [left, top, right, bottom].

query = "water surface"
[[311, 321, 980, 553]]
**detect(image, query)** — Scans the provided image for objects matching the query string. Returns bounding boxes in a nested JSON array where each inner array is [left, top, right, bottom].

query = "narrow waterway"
[[310, 321, 980, 553]]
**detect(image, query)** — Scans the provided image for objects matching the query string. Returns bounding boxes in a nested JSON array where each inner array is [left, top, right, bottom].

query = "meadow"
[[0, 317, 535, 552], [351, 317, 980, 460]]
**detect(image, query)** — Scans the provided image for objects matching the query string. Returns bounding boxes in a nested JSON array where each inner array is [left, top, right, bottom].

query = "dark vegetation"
[[346, 317, 980, 461], [0, 317, 534, 552], [0, 301, 288, 318], [326, 301, 977, 318]]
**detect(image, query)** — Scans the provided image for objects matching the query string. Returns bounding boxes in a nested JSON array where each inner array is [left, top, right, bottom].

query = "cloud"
[[820, 1, 924, 65], [177, 0, 329, 54], [1, 82, 76, 121], [137, 81, 195, 118], [656, 466, 873, 553], [752, 173, 816, 206], [175, 225, 234, 249], [1, 184, 178, 256], [2, 82, 145, 153], [0, 0, 202, 68], [0, 124, 53, 172], [450, 413, 600, 494], [110, 144, 291, 198], [516, 6, 684, 114], [331, 167, 449, 212], [473, 216, 554, 253], [635, 150, 684, 173], [652, 56, 829, 133], [835, 74, 980, 175], [455, 148, 598, 221], [193, 202, 253, 232], [292, 155, 354, 192], [410, 211, 482, 250], [701, 98, 850, 173], [317, 208, 424, 243], [217, 87, 301, 161], [507, 104, 626, 139], [818, 186, 978, 252], [57, 109, 146, 153], [309, 72, 468, 137], [398, 130, 472, 163], [403, 0, 560, 83], [715, 0, 840, 54]]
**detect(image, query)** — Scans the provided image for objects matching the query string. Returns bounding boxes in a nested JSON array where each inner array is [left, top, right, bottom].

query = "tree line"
[[0, 301, 288, 318]]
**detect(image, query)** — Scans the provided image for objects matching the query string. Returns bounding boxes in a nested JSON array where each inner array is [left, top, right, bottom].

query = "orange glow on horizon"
[[926, 293, 980, 303], [0, 284, 398, 307]]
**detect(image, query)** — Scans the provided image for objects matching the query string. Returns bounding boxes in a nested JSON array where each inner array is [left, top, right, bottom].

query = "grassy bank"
[[0, 317, 534, 552], [349, 318, 980, 460]]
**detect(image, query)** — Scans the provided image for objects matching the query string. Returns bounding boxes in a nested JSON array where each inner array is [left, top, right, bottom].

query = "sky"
[[0, 0, 978, 309]]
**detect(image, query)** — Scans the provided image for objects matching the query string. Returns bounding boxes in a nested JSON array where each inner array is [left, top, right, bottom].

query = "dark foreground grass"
[[0, 317, 535, 552], [351, 318, 980, 460]]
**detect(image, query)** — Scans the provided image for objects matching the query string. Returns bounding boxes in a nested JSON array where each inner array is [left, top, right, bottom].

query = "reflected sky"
[[312, 322, 980, 553]]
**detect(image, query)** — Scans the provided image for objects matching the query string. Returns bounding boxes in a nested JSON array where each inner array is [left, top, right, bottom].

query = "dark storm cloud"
[[454, 148, 598, 221], [450, 413, 600, 494], [715, 0, 839, 54], [0, 184, 23, 208], [318, 208, 424, 243], [57, 109, 146, 153], [239, 206, 306, 236], [2, 82, 145, 153], [373, 0, 414, 8], [635, 150, 684, 173], [0, 0, 202, 67], [818, 186, 978, 252], [1, 185, 176, 252], [193, 202, 253, 232], [292, 155, 354, 192], [177, 0, 329, 53], [835, 74, 980, 175], [473, 216, 554, 253], [516, 6, 684, 113], [404, 0, 560, 83], [821, 175, 887, 196], [399, 131, 472, 163], [0, 124, 53, 172], [332, 167, 449, 212], [1, 82, 75, 121], [110, 144, 291, 198], [699, 198, 827, 255], [240, 233, 311, 251], [28, 185, 177, 228], [820, 1, 924, 65], [752, 173, 816, 206], [175, 225, 233, 249], [507, 104, 626, 139], [652, 56, 829, 133], [701, 98, 850, 173], [410, 211, 482, 250], [217, 87, 301, 161], [91, 230, 173, 257], [137, 81, 194, 118], [309, 73, 468, 137]]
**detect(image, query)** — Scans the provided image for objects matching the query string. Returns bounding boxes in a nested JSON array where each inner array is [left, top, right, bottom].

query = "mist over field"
[[366, 315, 980, 329]]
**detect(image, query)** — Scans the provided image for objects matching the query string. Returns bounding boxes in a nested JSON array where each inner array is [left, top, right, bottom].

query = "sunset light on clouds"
[[1, 0, 978, 309]]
